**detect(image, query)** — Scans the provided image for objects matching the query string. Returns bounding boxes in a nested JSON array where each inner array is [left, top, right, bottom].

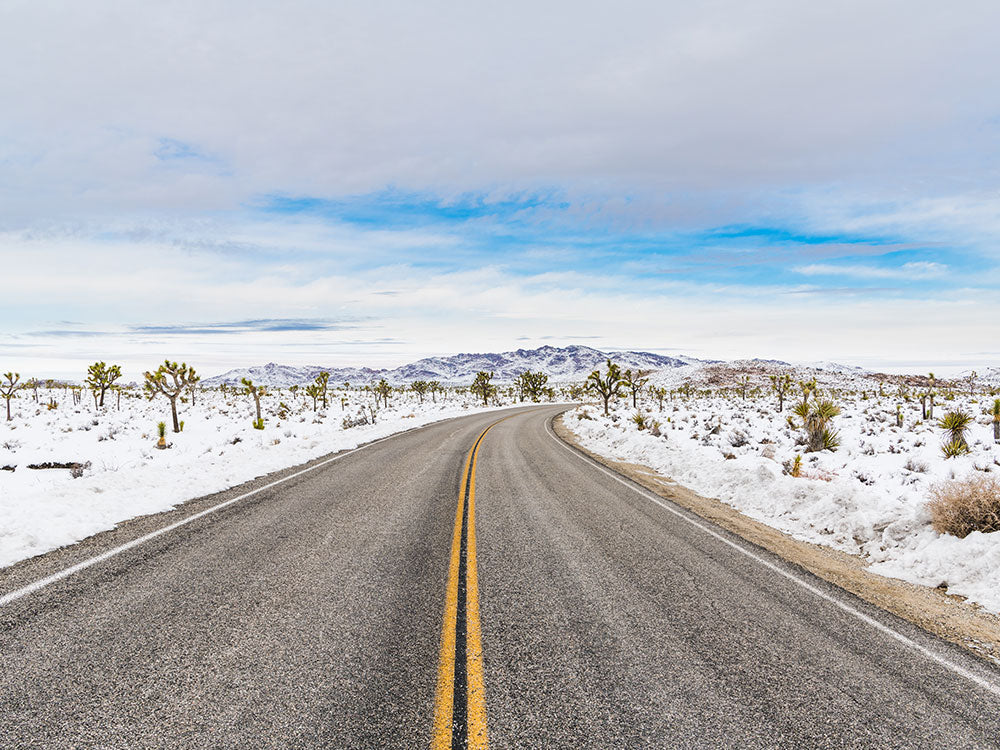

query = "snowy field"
[[567, 362, 1000, 614], [0, 384, 504, 568]]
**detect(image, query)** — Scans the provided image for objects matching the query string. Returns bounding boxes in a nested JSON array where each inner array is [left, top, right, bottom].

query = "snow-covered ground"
[[0, 386, 504, 568], [567, 363, 1000, 613]]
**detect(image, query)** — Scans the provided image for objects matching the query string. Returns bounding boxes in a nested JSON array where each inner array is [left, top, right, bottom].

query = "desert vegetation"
[[567, 360, 1000, 612]]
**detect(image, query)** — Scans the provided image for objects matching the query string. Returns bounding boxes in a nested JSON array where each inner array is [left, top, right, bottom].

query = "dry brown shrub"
[[927, 475, 1000, 537]]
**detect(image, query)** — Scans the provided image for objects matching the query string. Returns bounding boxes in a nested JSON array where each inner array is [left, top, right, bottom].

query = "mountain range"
[[202, 345, 712, 387]]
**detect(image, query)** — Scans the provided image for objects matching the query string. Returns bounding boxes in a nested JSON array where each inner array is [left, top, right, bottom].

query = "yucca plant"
[[989, 399, 1000, 443], [631, 411, 648, 430], [938, 410, 973, 457], [941, 439, 970, 459], [797, 399, 841, 452]]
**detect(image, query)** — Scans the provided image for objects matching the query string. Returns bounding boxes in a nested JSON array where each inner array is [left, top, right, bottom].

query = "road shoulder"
[[553, 412, 1000, 667]]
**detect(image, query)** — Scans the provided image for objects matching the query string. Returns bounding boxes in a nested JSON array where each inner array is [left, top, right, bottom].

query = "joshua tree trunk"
[[169, 396, 180, 433], [994, 421, 1000, 442]]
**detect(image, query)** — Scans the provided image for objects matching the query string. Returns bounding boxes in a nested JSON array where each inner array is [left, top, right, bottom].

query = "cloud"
[[3, 3, 1000, 377], [2, 2, 1000, 229], [154, 138, 219, 164], [792, 261, 948, 280], [129, 319, 361, 334], [780, 286, 899, 296]]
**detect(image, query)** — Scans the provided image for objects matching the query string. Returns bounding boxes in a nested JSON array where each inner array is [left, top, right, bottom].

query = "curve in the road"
[[2, 405, 1000, 749]]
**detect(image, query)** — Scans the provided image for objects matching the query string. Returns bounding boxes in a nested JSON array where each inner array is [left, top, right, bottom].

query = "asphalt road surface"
[[2, 405, 999, 749]]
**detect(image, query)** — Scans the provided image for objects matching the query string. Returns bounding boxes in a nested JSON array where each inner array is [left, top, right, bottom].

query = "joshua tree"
[[315, 371, 330, 409], [144, 360, 198, 433], [769, 373, 792, 412], [374, 378, 392, 408], [1, 372, 22, 421], [798, 378, 817, 407], [470, 371, 496, 406], [621, 369, 651, 408], [516, 370, 549, 402], [990, 399, 1000, 443], [793, 399, 841, 452], [305, 383, 322, 411], [411, 380, 429, 404], [241, 377, 265, 427], [85, 361, 122, 408], [919, 373, 936, 420], [26, 378, 40, 403], [188, 370, 202, 406], [649, 385, 667, 412], [938, 410, 973, 457], [736, 374, 751, 400], [428, 380, 442, 403], [586, 359, 626, 417], [967, 371, 978, 397]]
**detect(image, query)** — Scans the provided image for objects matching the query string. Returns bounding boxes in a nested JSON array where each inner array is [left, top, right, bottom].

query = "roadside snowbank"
[[0, 389, 500, 568], [566, 394, 1000, 613]]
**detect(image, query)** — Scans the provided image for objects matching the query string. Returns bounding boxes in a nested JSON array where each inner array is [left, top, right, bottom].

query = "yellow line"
[[431, 441, 474, 749], [432, 418, 509, 749], [465, 436, 489, 750]]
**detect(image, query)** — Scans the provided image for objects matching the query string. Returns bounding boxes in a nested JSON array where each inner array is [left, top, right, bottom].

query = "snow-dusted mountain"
[[803, 361, 871, 375], [203, 345, 711, 387]]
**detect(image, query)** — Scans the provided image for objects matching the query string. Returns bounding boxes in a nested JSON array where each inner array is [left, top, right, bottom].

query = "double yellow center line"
[[432, 419, 505, 749]]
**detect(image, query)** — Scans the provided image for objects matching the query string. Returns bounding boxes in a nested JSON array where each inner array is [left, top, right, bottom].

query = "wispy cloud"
[[154, 138, 218, 163], [780, 286, 899, 296], [792, 261, 948, 280], [130, 319, 361, 335]]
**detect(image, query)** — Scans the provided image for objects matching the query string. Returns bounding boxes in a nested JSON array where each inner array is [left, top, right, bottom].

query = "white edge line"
[[545, 417, 1000, 699], [0, 421, 439, 608]]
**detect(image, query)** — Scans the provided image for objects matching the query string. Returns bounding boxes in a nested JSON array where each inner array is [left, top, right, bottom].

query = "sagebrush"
[[927, 476, 1000, 538]]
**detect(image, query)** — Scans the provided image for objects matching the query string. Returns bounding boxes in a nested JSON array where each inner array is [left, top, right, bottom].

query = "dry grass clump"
[[927, 476, 1000, 537]]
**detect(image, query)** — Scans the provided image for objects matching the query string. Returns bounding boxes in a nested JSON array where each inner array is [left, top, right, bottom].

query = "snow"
[[0, 386, 507, 569], [566, 363, 1000, 613]]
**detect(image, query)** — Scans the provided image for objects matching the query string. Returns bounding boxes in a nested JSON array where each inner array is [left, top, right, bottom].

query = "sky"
[[3, 1, 1000, 379]]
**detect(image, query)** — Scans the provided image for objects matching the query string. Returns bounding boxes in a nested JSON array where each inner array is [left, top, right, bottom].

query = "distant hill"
[[202, 345, 712, 387]]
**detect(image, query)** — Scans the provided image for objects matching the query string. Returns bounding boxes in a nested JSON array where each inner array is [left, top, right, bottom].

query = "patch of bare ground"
[[554, 413, 1000, 667]]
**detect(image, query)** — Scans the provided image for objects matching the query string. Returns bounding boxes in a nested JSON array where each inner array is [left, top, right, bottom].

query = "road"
[[1, 405, 999, 748]]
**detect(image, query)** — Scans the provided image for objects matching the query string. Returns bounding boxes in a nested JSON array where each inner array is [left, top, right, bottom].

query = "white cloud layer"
[[2, 2, 1000, 374], [2, 1, 999, 225]]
